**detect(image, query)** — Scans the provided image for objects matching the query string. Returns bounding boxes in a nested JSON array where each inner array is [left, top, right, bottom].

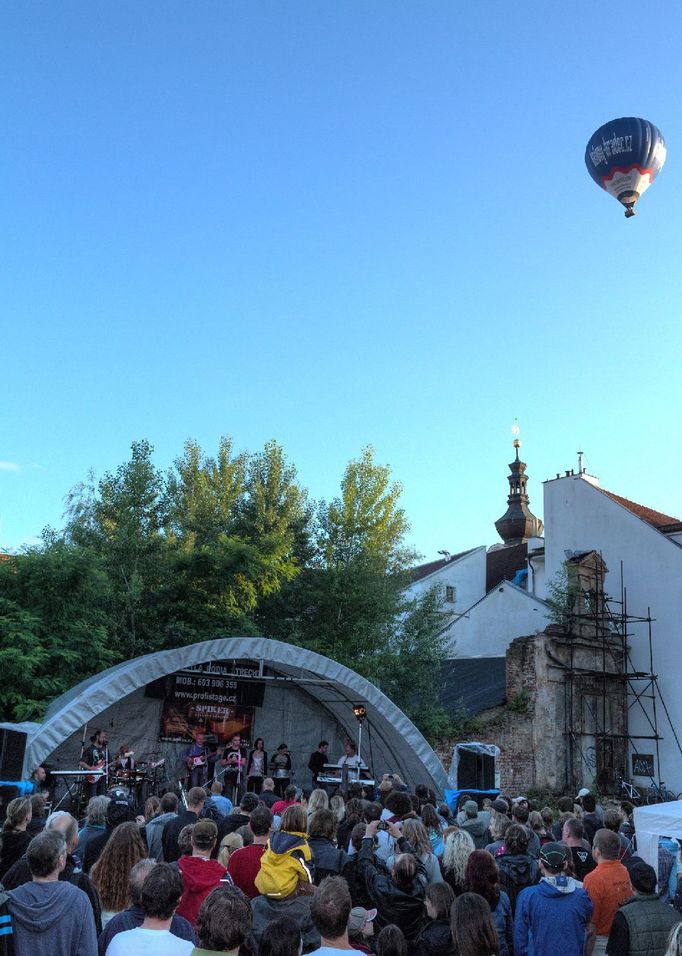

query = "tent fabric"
[[22, 636, 448, 794], [632, 802, 682, 871]]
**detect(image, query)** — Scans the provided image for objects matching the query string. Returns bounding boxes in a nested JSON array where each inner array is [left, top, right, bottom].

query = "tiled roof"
[[410, 548, 478, 583], [485, 542, 528, 591], [601, 489, 679, 529]]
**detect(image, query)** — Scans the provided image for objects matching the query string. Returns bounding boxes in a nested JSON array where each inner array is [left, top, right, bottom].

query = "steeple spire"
[[494, 423, 543, 545]]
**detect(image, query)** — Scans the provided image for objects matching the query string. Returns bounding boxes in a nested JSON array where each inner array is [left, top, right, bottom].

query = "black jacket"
[[307, 838, 348, 884], [496, 851, 539, 914], [357, 837, 426, 940], [413, 918, 457, 956], [162, 810, 199, 864]]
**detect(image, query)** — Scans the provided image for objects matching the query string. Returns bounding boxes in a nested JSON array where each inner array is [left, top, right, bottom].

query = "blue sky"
[[2, 1, 681, 558]]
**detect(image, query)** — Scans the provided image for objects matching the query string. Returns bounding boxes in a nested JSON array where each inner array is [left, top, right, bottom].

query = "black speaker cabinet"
[[457, 749, 496, 792], [0, 728, 28, 780]]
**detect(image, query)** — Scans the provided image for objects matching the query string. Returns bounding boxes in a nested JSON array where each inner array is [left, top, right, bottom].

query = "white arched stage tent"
[[11, 637, 447, 795]]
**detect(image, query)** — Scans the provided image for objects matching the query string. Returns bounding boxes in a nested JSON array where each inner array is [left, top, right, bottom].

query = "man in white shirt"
[[308, 876, 366, 955], [105, 863, 193, 955], [336, 739, 367, 771]]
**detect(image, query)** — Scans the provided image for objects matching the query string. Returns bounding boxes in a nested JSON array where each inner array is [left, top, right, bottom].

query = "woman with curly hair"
[[0, 797, 32, 879], [90, 821, 146, 926], [451, 892, 499, 956], [440, 829, 475, 896], [464, 850, 512, 956]]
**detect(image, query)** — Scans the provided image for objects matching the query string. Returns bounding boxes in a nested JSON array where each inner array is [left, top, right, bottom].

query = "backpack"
[[254, 831, 314, 899]]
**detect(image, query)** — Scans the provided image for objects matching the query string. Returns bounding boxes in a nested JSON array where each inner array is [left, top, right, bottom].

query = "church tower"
[[494, 427, 543, 545]]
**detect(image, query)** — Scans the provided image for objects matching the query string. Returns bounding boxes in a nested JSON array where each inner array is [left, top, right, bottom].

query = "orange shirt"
[[583, 859, 633, 936]]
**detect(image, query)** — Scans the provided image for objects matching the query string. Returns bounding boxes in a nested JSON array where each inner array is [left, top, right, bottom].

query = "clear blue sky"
[[2, 1, 681, 558]]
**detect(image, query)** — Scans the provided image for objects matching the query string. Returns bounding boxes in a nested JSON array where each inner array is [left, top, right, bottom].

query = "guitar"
[[85, 760, 106, 784], [186, 754, 207, 770]]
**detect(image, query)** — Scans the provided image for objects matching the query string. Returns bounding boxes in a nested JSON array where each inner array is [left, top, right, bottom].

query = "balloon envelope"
[[585, 117, 666, 216]]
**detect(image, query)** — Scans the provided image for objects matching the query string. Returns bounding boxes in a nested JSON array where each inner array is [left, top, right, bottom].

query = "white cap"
[[575, 787, 590, 799]]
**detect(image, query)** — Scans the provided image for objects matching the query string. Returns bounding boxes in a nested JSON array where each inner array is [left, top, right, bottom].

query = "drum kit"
[[109, 752, 167, 805]]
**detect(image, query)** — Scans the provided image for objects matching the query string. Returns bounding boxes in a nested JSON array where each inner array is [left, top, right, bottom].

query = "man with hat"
[[514, 841, 593, 956], [459, 799, 487, 849], [606, 860, 681, 955], [175, 818, 232, 926]]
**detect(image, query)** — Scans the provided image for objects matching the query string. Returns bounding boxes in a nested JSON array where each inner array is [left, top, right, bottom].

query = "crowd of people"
[[1, 772, 682, 955]]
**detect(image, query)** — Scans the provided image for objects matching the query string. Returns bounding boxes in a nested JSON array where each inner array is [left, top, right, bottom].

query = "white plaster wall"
[[405, 547, 487, 613], [543, 475, 682, 791], [445, 584, 550, 658]]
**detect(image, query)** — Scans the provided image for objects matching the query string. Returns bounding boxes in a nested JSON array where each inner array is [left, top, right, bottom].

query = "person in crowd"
[[191, 883, 253, 956], [600, 809, 635, 865], [451, 892, 499, 956], [341, 823, 375, 909], [98, 858, 196, 955], [251, 804, 318, 952], [580, 793, 602, 846], [413, 880, 456, 956], [514, 841, 593, 956], [26, 794, 48, 838], [336, 799, 364, 854], [667, 924, 682, 956], [178, 824, 196, 857], [458, 801, 488, 850], [510, 803, 541, 860], [226, 803, 271, 899], [143, 796, 161, 823], [561, 816, 595, 881], [606, 859, 682, 956], [0, 799, 32, 880], [6, 829, 98, 956], [306, 789, 329, 819], [245, 737, 268, 794], [551, 797, 576, 840], [259, 778, 279, 810], [176, 819, 231, 927], [373, 791, 416, 863], [216, 791, 259, 844], [146, 791, 179, 862], [584, 828, 634, 955], [387, 819, 440, 885], [258, 914, 304, 956], [329, 795, 346, 825], [104, 862, 193, 955], [307, 875, 365, 954], [619, 802, 636, 848], [375, 923, 408, 956], [90, 820, 146, 926], [358, 819, 426, 941], [496, 823, 540, 915], [270, 744, 293, 798], [272, 784, 300, 819], [77, 796, 111, 865], [440, 829, 476, 896], [347, 905, 376, 954], [420, 803, 445, 858], [485, 813, 512, 857], [2, 809, 103, 935], [83, 791, 133, 873], [307, 809, 348, 884], [541, 806, 554, 838], [206, 780, 233, 819], [529, 810, 550, 845], [464, 849, 513, 956], [217, 832, 243, 868], [308, 742, 329, 788], [163, 788, 206, 864]]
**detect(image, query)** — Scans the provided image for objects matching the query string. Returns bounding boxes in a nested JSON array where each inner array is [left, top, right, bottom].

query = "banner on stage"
[[151, 669, 257, 745]]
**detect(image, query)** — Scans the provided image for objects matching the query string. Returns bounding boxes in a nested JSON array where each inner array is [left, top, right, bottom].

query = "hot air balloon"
[[585, 117, 666, 217]]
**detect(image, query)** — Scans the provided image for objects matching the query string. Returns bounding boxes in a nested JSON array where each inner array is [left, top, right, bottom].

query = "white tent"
[[15, 636, 448, 794], [633, 801, 682, 870]]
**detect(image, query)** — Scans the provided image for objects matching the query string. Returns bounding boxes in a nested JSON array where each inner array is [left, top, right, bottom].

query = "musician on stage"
[[79, 729, 109, 798], [245, 737, 267, 794], [308, 740, 329, 787], [336, 738, 367, 772], [270, 742, 292, 798], [114, 744, 135, 773], [184, 728, 209, 789], [220, 732, 246, 801]]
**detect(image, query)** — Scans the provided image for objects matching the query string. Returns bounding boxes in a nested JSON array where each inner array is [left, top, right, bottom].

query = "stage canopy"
[[19, 636, 447, 794]]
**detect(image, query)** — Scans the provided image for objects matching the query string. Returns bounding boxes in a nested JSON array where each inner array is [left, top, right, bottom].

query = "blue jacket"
[[492, 890, 513, 956], [514, 876, 592, 956]]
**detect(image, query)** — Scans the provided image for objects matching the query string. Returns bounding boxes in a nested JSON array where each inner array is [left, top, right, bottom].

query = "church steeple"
[[494, 425, 543, 545]]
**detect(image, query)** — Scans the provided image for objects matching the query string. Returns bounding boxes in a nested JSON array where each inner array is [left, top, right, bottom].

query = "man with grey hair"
[[75, 795, 110, 865], [1, 810, 102, 933], [7, 829, 98, 955], [98, 859, 196, 955]]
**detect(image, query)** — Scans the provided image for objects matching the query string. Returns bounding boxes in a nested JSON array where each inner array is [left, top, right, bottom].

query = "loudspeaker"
[[457, 750, 496, 792], [0, 728, 27, 780]]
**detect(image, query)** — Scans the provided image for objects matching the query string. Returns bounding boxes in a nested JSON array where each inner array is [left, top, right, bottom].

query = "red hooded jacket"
[[176, 855, 231, 925]]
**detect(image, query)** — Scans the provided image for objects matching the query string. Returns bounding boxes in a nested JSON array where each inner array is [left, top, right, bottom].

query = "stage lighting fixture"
[[352, 703, 366, 722]]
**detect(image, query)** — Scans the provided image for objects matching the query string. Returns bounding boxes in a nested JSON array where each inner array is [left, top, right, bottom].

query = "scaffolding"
[[557, 555, 681, 795]]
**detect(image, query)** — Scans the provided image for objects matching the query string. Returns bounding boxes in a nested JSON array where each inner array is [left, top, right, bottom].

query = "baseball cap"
[[575, 787, 590, 799], [193, 819, 218, 848], [491, 798, 509, 813], [540, 842, 568, 869], [512, 795, 528, 803], [348, 907, 377, 935]]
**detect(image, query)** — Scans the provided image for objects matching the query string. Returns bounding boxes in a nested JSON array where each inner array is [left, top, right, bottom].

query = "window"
[[445, 585, 456, 604]]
